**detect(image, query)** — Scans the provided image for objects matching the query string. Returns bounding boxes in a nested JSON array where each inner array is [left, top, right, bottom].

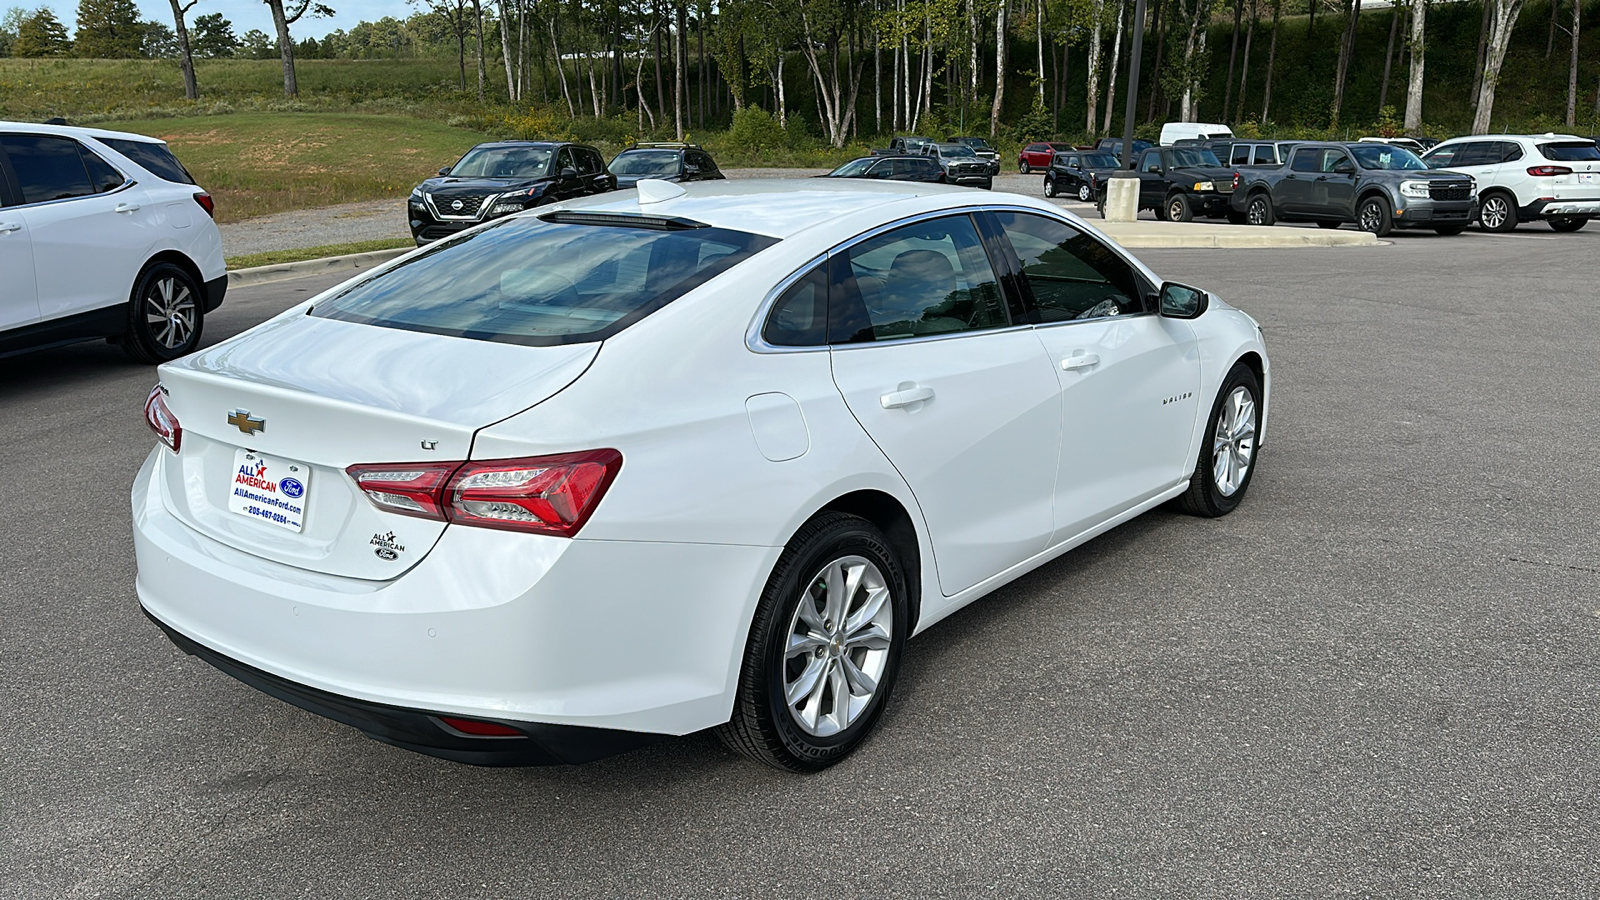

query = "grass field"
[[97, 113, 490, 222], [225, 238, 413, 269]]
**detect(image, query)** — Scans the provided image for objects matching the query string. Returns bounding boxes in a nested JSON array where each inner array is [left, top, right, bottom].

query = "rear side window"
[[763, 263, 829, 347], [1540, 142, 1600, 162], [1253, 145, 1277, 165], [81, 149, 126, 193], [1291, 149, 1320, 173], [99, 138, 196, 185], [313, 216, 778, 346], [0, 134, 95, 203]]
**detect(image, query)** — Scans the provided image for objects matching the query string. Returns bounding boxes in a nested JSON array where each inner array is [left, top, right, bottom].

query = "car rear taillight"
[[1527, 165, 1573, 177], [345, 462, 459, 520], [144, 386, 181, 452], [445, 450, 623, 537], [1232, 171, 1241, 191], [192, 191, 215, 217], [346, 450, 622, 537]]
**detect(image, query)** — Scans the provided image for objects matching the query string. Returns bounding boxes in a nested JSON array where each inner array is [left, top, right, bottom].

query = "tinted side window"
[[1499, 142, 1524, 163], [1141, 152, 1162, 173], [557, 148, 576, 173], [1455, 142, 1497, 166], [1253, 145, 1276, 165], [99, 138, 195, 184], [829, 215, 1008, 343], [1231, 145, 1252, 165], [762, 263, 828, 347], [0, 135, 97, 204], [993, 211, 1146, 323], [82, 148, 126, 193], [1291, 149, 1320, 173]]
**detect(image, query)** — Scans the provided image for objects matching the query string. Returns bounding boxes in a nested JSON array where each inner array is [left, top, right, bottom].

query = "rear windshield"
[[1539, 142, 1600, 162], [98, 138, 195, 185], [609, 150, 680, 175], [311, 215, 778, 346]]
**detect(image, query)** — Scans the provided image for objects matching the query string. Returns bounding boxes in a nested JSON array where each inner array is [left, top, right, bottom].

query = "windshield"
[[1082, 153, 1118, 168], [609, 150, 681, 176], [937, 144, 977, 157], [1169, 148, 1222, 167], [312, 216, 777, 346], [829, 157, 876, 177], [955, 137, 992, 150], [1539, 141, 1600, 161], [1351, 144, 1428, 170], [449, 146, 552, 178]]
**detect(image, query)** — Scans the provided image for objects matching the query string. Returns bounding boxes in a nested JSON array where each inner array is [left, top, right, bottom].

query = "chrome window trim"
[[1, 178, 135, 211], [745, 252, 831, 354]]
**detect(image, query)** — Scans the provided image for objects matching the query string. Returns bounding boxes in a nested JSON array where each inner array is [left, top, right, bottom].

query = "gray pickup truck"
[[1231, 141, 1477, 236]]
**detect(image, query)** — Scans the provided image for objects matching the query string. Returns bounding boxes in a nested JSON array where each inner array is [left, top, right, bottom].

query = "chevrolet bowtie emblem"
[[227, 409, 265, 436]]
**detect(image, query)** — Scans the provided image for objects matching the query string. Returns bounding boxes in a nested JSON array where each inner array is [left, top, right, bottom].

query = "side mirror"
[[1158, 282, 1209, 319], [560, 166, 578, 179], [438, 166, 451, 176], [1333, 160, 1356, 175]]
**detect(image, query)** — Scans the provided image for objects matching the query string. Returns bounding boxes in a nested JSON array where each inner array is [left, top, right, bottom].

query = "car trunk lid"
[[153, 312, 597, 580]]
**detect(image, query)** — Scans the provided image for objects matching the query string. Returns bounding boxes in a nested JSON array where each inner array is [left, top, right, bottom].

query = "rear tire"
[[1246, 193, 1275, 226], [1077, 183, 1093, 202], [123, 262, 204, 364], [1177, 364, 1262, 518], [1043, 177, 1057, 198], [1549, 216, 1587, 233], [715, 513, 909, 772], [1478, 192, 1517, 232], [1019, 161, 1031, 174]]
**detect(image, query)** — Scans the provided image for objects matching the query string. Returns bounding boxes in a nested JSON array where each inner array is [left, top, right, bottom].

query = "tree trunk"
[[268, 0, 298, 97], [874, 26, 881, 133], [655, 5, 667, 121], [923, 13, 934, 121], [499, 0, 516, 100], [1331, 0, 1359, 125], [1261, 0, 1280, 122], [674, 2, 686, 138], [1224, 0, 1242, 122], [777, 53, 787, 127], [1086, 0, 1104, 135], [1378, 0, 1400, 113], [991, 0, 1008, 137], [1036, 0, 1046, 107], [1403, 0, 1425, 131], [1471, 0, 1491, 110], [550, 20, 575, 117], [167, 0, 198, 100], [635, 51, 656, 130], [969, 0, 980, 99], [1236, 0, 1255, 122], [1102, 0, 1126, 134], [1547, 0, 1557, 58], [1471, 0, 1525, 133], [472, 0, 486, 103], [590, 52, 602, 116], [1566, 0, 1580, 127], [1147, 0, 1168, 121], [1308, 0, 1316, 34]]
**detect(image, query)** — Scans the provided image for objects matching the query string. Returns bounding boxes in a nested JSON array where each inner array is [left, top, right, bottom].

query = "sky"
[[113, 0, 406, 41]]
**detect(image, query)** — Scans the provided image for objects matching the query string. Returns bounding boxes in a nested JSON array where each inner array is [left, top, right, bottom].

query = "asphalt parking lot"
[[4, 225, 1598, 898]]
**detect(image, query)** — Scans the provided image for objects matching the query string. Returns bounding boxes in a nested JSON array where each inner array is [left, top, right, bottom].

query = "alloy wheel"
[[1078, 184, 1092, 202], [1211, 386, 1257, 497], [144, 274, 197, 351], [1481, 197, 1508, 229], [782, 555, 894, 738], [1359, 202, 1382, 233], [1249, 198, 1268, 225]]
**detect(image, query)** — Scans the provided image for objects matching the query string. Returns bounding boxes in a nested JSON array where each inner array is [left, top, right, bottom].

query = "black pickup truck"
[[1098, 146, 1239, 221], [872, 136, 936, 157], [1231, 141, 1477, 236]]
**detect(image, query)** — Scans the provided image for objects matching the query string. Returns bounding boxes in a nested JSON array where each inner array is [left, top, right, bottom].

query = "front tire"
[[1166, 193, 1194, 223], [1177, 364, 1262, 518], [123, 262, 204, 364], [1549, 216, 1587, 233], [1358, 196, 1393, 237], [716, 513, 908, 772]]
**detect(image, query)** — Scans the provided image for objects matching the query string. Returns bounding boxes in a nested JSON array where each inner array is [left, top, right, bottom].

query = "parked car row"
[[408, 140, 726, 245], [1033, 132, 1600, 237]]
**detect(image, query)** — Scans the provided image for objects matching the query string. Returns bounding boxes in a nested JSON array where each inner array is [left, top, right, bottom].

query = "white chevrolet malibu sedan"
[[133, 179, 1268, 772]]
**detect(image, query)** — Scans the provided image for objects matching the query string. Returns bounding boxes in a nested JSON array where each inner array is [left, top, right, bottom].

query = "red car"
[[1018, 142, 1075, 174]]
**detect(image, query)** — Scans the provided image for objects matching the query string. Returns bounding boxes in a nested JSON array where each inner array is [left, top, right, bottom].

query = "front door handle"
[[880, 385, 935, 409], [0, 222, 20, 233], [1061, 353, 1101, 370], [114, 202, 141, 214]]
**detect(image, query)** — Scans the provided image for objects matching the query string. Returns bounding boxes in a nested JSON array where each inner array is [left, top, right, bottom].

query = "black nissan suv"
[[408, 141, 615, 245]]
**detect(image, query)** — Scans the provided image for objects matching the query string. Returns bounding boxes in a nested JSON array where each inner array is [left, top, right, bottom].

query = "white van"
[[1160, 122, 1235, 146]]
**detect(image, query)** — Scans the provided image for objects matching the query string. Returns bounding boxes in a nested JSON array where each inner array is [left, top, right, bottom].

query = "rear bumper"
[[132, 449, 781, 761], [202, 275, 226, 312], [147, 609, 661, 765], [1524, 199, 1600, 219]]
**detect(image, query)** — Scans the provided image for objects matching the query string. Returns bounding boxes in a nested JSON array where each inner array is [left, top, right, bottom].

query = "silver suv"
[[1421, 134, 1600, 233]]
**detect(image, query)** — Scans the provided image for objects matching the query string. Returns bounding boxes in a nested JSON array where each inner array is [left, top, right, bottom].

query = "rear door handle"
[[0, 222, 20, 233], [880, 385, 935, 409], [114, 203, 141, 213], [1061, 353, 1101, 370]]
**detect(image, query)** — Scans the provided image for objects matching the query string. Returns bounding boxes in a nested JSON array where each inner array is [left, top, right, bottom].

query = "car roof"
[[1433, 133, 1589, 145], [0, 119, 168, 145], [540, 178, 1052, 240]]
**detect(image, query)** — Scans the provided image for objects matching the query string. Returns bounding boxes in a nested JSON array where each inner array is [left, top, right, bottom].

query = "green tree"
[[141, 17, 176, 55], [73, 0, 143, 57], [239, 26, 273, 57], [190, 11, 236, 56], [13, 6, 71, 56], [0, 6, 24, 54]]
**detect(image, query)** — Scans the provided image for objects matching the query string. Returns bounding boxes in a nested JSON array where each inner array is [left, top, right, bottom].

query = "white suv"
[[1421, 134, 1600, 233], [0, 121, 226, 362]]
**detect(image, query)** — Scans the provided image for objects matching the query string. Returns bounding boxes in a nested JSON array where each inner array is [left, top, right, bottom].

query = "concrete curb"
[[1096, 221, 1380, 249], [227, 247, 413, 288]]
